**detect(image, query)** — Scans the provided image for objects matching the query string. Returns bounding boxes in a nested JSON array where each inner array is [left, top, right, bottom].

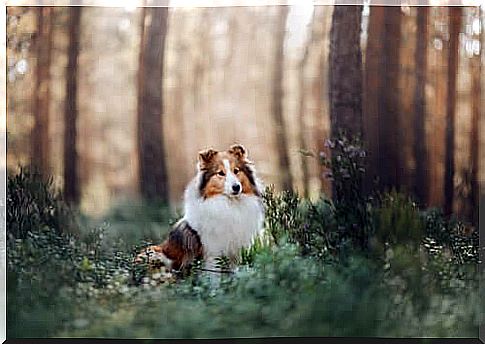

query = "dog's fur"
[[135, 144, 264, 273]]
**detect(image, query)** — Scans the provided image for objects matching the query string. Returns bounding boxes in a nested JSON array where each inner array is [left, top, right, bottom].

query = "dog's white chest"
[[184, 194, 264, 259]]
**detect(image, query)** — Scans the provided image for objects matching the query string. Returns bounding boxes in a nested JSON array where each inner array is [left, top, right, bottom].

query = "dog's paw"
[[134, 245, 175, 285], [134, 245, 165, 264]]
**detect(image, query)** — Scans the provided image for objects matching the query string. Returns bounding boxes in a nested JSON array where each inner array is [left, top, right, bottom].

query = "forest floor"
[[6, 163, 482, 338]]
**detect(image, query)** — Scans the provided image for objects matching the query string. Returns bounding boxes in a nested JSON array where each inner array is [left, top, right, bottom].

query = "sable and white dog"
[[136, 144, 265, 275]]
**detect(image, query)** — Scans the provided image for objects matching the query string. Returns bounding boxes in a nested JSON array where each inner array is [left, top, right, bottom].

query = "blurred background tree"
[[271, 5, 292, 192], [63, 6, 81, 204], [31, 6, 53, 178], [137, 4, 169, 203]]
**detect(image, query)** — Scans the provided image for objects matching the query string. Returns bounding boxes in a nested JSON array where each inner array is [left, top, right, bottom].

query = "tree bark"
[[413, 7, 429, 206], [329, 5, 363, 139], [364, 6, 402, 192], [63, 7, 81, 204], [137, 6, 170, 203], [297, 57, 310, 198], [469, 24, 481, 225], [380, 7, 402, 191], [32, 6, 53, 177], [329, 5, 364, 202], [397, 8, 416, 196], [443, 8, 461, 216], [427, 8, 448, 208], [313, 6, 332, 196], [271, 5, 292, 191], [363, 6, 384, 194], [296, 9, 317, 198]]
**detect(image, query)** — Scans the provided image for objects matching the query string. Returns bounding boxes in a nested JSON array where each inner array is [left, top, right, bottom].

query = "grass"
[[6, 154, 482, 338]]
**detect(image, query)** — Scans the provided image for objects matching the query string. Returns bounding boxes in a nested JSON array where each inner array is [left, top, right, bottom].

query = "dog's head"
[[197, 144, 262, 199]]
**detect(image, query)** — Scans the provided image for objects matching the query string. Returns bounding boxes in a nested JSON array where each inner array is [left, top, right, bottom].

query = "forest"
[[6, 3, 484, 339]]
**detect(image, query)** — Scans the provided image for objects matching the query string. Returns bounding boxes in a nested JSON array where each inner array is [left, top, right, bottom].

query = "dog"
[[135, 144, 265, 277]]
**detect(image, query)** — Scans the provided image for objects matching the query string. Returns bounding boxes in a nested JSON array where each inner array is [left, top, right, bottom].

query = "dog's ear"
[[228, 144, 247, 160], [198, 148, 217, 168]]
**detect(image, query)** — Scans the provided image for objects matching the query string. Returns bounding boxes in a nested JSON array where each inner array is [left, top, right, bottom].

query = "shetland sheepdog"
[[135, 144, 265, 275]]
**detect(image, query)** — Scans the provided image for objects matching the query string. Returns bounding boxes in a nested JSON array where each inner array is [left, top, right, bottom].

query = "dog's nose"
[[232, 184, 241, 194]]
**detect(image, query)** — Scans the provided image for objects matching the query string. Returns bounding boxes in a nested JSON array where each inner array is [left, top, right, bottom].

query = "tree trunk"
[[32, 6, 53, 177], [329, 5, 363, 139], [63, 7, 81, 204], [297, 58, 310, 198], [271, 5, 292, 191], [469, 25, 481, 225], [137, 6, 170, 203], [427, 8, 448, 208], [380, 7, 402, 191], [329, 5, 363, 202], [313, 6, 332, 196], [443, 8, 461, 216], [398, 8, 417, 197], [413, 7, 429, 206], [364, 6, 402, 192], [363, 6, 384, 195], [296, 9, 316, 198]]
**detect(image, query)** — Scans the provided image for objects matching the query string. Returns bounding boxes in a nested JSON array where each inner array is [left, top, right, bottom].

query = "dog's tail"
[[135, 219, 203, 271]]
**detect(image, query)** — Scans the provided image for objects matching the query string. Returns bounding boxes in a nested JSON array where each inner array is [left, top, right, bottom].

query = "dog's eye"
[[234, 168, 240, 174], [217, 170, 225, 176]]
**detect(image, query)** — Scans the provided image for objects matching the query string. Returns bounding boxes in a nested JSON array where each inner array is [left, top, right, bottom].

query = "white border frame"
[[1, 1, 483, 342]]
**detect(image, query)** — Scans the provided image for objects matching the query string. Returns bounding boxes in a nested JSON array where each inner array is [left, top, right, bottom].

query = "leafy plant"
[[320, 134, 372, 249], [422, 208, 479, 265], [304, 133, 374, 251], [262, 186, 301, 245], [262, 186, 344, 262], [372, 191, 425, 252], [7, 166, 78, 238], [6, 167, 480, 339]]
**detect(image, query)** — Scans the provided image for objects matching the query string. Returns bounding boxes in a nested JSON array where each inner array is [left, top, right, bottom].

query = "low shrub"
[[371, 191, 426, 253], [262, 186, 346, 262], [7, 167, 78, 238], [6, 164, 481, 339], [60, 243, 397, 338], [324, 136, 372, 247]]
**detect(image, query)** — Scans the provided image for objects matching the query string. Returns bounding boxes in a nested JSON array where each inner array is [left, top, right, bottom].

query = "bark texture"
[[137, 6, 170, 202], [329, 5, 363, 139], [32, 7, 53, 176], [63, 7, 81, 204], [271, 5, 292, 191], [414, 7, 429, 206], [444, 8, 462, 216]]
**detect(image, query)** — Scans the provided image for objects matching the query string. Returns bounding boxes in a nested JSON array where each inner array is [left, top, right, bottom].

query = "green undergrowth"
[[7, 154, 482, 338]]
